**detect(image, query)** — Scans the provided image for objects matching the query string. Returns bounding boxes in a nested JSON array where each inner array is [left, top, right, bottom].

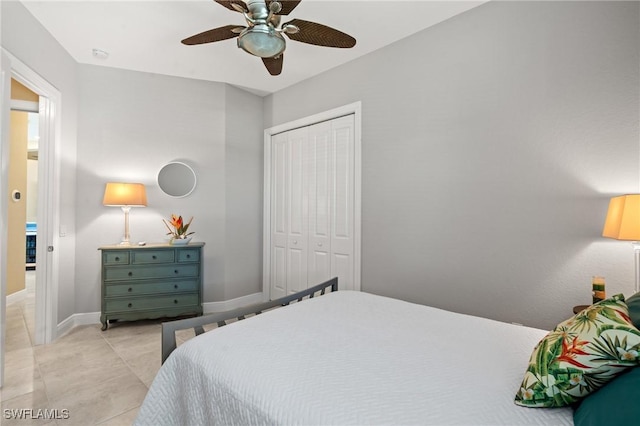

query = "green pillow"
[[514, 294, 640, 408], [626, 291, 640, 329], [573, 366, 640, 426]]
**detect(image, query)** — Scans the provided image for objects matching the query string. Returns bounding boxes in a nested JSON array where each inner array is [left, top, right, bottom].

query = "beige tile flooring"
[[0, 271, 166, 426]]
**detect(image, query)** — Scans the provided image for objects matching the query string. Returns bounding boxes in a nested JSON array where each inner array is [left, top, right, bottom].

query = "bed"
[[135, 278, 578, 425]]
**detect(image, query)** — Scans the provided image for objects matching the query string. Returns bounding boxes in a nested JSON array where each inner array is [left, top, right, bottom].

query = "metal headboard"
[[161, 277, 338, 363]]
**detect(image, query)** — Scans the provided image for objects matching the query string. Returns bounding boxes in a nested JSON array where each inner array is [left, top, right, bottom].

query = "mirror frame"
[[157, 161, 197, 198]]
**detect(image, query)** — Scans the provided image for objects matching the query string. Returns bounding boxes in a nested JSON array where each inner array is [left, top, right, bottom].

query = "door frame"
[[262, 102, 362, 301], [0, 49, 60, 376]]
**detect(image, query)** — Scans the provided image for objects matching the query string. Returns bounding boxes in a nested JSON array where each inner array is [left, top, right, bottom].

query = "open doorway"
[[1, 49, 61, 387], [6, 79, 39, 348]]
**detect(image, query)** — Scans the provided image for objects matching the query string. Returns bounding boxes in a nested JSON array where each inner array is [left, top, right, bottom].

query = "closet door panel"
[[330, 116, 355, 290], [286, 128, 309, 293], [332, 252, 354, 292], [270, 134, 288, 299], [271, 246, 287, 298], [308, 121, 332, 286]]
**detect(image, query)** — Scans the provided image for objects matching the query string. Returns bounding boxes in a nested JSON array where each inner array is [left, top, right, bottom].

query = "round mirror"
[[157, 161, 197, 198]]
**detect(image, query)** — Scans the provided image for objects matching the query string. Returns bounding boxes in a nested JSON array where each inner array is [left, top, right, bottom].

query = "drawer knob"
[[128, 272, 133, 277], [186, 254, 191, 259], [128, 287, 133, 292], [115, 256, 120, 261], [174, 270, 179, 274], [174, 299, 178, 304], [152, 255, 157, 259], [174, 284, 178, 289], [128, 303, 132, 308]]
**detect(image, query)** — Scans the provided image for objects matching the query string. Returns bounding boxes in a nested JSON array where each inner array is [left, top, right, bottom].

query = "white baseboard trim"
[[55, 292, 264, 337], [6, 289, 27, 305], [7, 288, 27, 305], [57, 312, 100, 337], [203, 292, 263, 314]]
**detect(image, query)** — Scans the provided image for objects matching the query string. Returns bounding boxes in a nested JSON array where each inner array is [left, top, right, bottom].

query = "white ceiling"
[[20, 0, 486, 96]]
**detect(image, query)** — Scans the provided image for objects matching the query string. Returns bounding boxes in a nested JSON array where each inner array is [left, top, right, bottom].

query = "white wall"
[[1, 0, 79, 323], [3, 1, 264, 320], [224, 85, 264, 300], [75, 65, 264, 313], [264, 1, 640, 330], [3, 0, 639, 331]]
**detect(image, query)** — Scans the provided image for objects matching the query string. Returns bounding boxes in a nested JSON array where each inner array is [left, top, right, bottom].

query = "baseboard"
[[57, 312, 101, 337], [55, 292, 264, 337], [203, 292, 263, 314], [6, 289, 27, 305]]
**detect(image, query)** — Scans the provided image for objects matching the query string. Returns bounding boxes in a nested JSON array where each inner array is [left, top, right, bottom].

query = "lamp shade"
[[103, 182, 147, 207], [602, 194, 640, 240]]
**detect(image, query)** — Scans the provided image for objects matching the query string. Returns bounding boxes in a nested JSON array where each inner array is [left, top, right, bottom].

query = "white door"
[[270, 132, 288, 299], [328, 116, 356, 291], [0, 47, 11, 387], [307, 120, 332, 286], [270, 127, 309, 298], [268, 114, 357, 297]]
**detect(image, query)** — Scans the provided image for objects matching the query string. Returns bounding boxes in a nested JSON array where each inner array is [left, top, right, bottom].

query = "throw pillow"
[[573, 366, 640, 426], [514, 294, 640, 408], [626, 291, 640, 329]]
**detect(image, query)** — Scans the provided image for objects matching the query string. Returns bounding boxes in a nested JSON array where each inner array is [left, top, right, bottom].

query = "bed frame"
[[161, 277, 339, 363]]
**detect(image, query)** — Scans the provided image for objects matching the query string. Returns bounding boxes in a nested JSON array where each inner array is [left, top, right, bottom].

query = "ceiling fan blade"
[[262, 55, 283, 76], [181, 25, 243, 45], [283, 19, 356, 48], [268, 0, 302, 16], [214, 0, 248, 13]]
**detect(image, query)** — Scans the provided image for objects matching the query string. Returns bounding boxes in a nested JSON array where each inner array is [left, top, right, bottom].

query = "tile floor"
[[0, 271, 178, 426]]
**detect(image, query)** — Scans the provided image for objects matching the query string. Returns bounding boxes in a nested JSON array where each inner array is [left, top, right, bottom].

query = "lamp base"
[[633, 242, 640, 294]]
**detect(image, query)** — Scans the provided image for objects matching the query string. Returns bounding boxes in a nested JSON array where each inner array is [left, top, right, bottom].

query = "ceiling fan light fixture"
[[237, 25, 285, 58]]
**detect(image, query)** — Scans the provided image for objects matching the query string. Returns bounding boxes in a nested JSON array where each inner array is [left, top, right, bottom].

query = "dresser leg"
[[101, 316, 107, 331]]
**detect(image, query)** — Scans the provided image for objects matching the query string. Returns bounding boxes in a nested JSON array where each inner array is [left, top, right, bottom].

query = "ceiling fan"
[[181, 0, 356, 76]]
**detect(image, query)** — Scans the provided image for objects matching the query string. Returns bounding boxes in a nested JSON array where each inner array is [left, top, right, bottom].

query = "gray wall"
[[3, 0, 639, 331], [1, 0, 79, 323], [264, 1, 640, 330], [224, 85, 264, 300], [75, 66, 264, 312], [3, 1, 264, 320]]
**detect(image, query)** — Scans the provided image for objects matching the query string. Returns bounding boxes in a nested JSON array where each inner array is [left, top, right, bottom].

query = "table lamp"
[[602, 194, 640, 293], [103, 182, 147, 245]]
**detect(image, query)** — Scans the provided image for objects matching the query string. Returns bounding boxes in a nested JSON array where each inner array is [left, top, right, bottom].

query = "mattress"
[[135, 291, 573, 425]]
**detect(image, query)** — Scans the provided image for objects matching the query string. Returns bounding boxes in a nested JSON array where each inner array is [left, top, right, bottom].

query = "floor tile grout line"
[[100, 328, 155, 389]]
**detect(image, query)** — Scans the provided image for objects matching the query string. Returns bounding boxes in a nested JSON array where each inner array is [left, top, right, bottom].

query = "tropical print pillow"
[[515, 294, 640, 408]]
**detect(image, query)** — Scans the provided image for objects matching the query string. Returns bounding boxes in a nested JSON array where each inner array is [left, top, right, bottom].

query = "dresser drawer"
[[99, 242, 204, 330], [177, 248, 200, 263], [132, 250, 175, 264], [105, 293, 200, 313], [103, 251, 130, 265], [104, 264, 199, 281], [104, 279, 199, 297]]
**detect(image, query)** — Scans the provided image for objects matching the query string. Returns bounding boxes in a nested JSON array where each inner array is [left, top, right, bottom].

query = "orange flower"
[[170, 214, 183, 229], [163, 214, 194, 239]]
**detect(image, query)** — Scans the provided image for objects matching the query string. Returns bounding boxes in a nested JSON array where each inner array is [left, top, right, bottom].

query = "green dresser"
[[99, 242, 204, 330]]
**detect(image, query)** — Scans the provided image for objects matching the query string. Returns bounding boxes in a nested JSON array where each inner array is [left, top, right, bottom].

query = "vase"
[[170, 237, 192, 245]]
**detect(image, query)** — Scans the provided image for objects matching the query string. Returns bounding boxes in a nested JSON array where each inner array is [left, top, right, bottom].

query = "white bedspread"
[[135, 291, 573, 425]]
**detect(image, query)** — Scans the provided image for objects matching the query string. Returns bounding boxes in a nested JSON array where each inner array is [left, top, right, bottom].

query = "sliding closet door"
[[270, 132, 288, 299], [285, 127, 309, 294], [270, 127, 309, 298], [328, 115, 355, 290], [269, 114, 356, 297], [307, 121, 332, 286]]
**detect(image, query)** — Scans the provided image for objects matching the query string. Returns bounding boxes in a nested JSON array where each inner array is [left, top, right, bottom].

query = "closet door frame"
[[263, 102, 362, 301]]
